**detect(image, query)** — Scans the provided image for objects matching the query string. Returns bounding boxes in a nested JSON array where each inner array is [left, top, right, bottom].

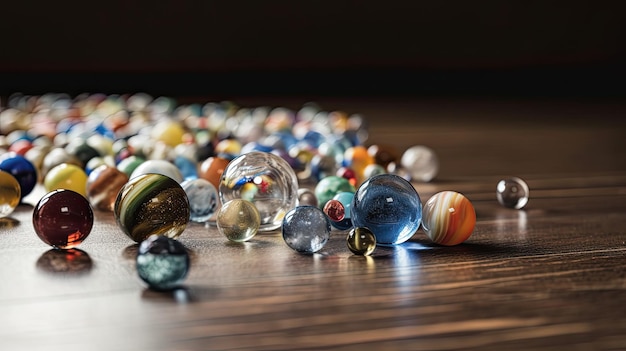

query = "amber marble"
[[421, 191, 476, 246]]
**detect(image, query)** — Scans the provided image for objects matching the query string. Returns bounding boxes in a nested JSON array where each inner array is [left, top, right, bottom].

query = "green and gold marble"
[[114, 173, 190, 243]]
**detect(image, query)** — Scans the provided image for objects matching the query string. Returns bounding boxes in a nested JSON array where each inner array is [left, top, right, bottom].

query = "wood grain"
[[1, 98, 625, 350]]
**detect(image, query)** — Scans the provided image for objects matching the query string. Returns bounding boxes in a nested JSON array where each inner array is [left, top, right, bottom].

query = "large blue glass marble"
[[0, 152, 37, 199], [282, 206, 331, 253], [351, 174, 422, 245], [330, 191, 354, 230], [181, 178, 218, 223], [136, 235, 190, 291]]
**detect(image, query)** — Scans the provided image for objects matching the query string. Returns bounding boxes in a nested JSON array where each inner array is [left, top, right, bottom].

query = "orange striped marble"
[[422, 191, 476, 246]]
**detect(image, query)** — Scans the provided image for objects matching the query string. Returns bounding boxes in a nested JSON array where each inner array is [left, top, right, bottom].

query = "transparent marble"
[[347, 227, 377, 256], [217, 199, 261, 242], [33, 189, 93, 249], [351, 174, 422, 245], [136, 235, 190, 291], [0, 170, 20, 217], [282, 206, 331, 253], [114, 173, 190, 243], [181, 178, 218, 222], [219, 152, 298, 231], [400, 145, 439, 182], [496, 177, 529, 209], [422, 191, 476, 246]]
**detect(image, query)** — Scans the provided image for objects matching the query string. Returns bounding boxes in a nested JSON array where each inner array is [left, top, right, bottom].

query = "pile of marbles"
[[0, 93, 530, 290]]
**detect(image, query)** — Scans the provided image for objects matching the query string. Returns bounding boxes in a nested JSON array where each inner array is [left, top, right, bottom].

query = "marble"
[[400, 145, 439, 182], [217, 199, 261, 242], [351, 174, 422, 246], [0, 152, 37, 198], [0, 170, 21, 217], [86, 165, 129, 211], [330, 191, 354, 230], [198, 156, 230, 190], [347, 227, 377, 256], [282, 206, 331, 253], [33, 189, 94, 249], [297, 188, 318, 207], [136, 235, 190, 291], [497, 177, 530, 209], [150, 119, 186, 147], [323, 199, 345, 222], [422, 191, 476, 246], [343, 146, 375, 185], [44, 163, 89, 197], [116, 155, 145, 177], [114, 173, 190, 243], [219, 152, 298, 231], [181, 178, 218, 223], [130, 159, 184, 183], [314, 175, 356, 210]]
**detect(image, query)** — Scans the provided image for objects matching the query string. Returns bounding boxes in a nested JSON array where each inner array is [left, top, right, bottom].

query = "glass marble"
[[219, 152, 298, 231], [351, 174, 422, 246], [44, 163, 89, 197], [86, 165, 129, 211], [297, 188, 318, 207], [347, 227, 377, 256], [130, 159, 184, 184], [65, 139, 100, 167], [181, 178, 218, 223], [116, 155, 145, 177], [136, 235, 190, 291], [150, 119, 186, 147], [33, 189, 94, 249], [217, 199, 261, 242], [0, 152, 37, 198], [0, 170, 20, 217], [314, 175, 356, 210], [282, 206, 331, 253], [497, 177, 529, 209], [198, 156, 230, 190], [422, 191, 476, 246], [343, 146, 375, 185], [400, 145, 439, 182], [114, 173, 190, 243], [330, 191, 355, 230], [323, 199, 345, 222]]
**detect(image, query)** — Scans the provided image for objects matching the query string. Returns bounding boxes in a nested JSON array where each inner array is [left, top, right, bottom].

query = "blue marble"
[[0, 152, 37, 199], [174, 156, 198, 181], [330, 191, 354, 230], [282, 206, 331, 253], [351, 174, 422, 245], [181, 178, 218, 223], [136, 235, 190, 291]]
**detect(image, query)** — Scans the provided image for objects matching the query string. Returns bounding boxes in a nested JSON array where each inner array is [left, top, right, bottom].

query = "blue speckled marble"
[[136, 235, 190, 290], [282, 206, 331, 253]]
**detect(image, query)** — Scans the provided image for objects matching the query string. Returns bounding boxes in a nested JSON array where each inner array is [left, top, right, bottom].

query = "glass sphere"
[[422, 191, 476, 246], [314, 175, 356, 210], [297, 188, 318, 207], [347, 227, 377, 256], [496, 177, 529, 209], [219, 152, 298, 231], [217, 199, 261, 242], [330, 191, 355, 230], [136, 235, 190, 291], [86, 165, 129, 211], [44, 163, 88, 197], [0, 170, 21, 217], [282, 206, 331, 253], [181, 178, 218, 222], [400, 145, 438, 182], [351, 174, 422, 245]]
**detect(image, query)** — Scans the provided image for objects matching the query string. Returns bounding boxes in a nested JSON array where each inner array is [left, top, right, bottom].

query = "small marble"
[[400, 145, 439, 182], [351, 174, 422, 246], [114, 173, 190, 243], [33, 189, 93, 249], [0, 152, 37, 198], [86, 165, 129, 211], [422, 191, 476, 246], [130, 159, 184, 183], [181, 178, 218, 223], [323, 199, 345, 222], [297, 188, 318, 207], [198, 156, 231, 190], [282, 206, 331, 253], [217, 199, 261, 242], [347, 227, 376, 256], [496, 177, 529, 209], [116, 155, 145, 177], [314, 175, 356, 210], [136, 235, 190, 291], [330, 191, 355, 230], [44, 163, 89, 197], [0, 170, 21, 217]]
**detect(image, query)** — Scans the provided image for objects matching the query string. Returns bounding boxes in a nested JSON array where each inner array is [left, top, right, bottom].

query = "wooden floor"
[[1, 97, 625, 350]]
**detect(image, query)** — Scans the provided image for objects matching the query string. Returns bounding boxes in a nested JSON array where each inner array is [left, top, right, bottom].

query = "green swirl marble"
[[114, 173, 190, 242]]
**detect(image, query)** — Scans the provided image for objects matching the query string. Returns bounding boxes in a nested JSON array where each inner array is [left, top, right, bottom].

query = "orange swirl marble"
[[422, 191, 476, 246]]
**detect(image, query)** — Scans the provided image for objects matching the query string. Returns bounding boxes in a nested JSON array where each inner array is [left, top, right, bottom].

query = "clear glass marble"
[[351, 174, 422, 245], [181, 178, 218, 223], [282, 206, 331, 253], [217, 199, 261, 242], [496, 177, 529, 209], [219, 152, 298, 231]]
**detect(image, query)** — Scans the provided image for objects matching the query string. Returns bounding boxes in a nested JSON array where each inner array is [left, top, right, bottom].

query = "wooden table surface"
[[1, 97, 625, 351]]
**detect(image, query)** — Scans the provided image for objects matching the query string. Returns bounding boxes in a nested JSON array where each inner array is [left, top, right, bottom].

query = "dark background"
[[1, 0, 625, 99]]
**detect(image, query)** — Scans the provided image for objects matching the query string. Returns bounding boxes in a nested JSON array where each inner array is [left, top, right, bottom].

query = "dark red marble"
[[323, 199, 345, 222]]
